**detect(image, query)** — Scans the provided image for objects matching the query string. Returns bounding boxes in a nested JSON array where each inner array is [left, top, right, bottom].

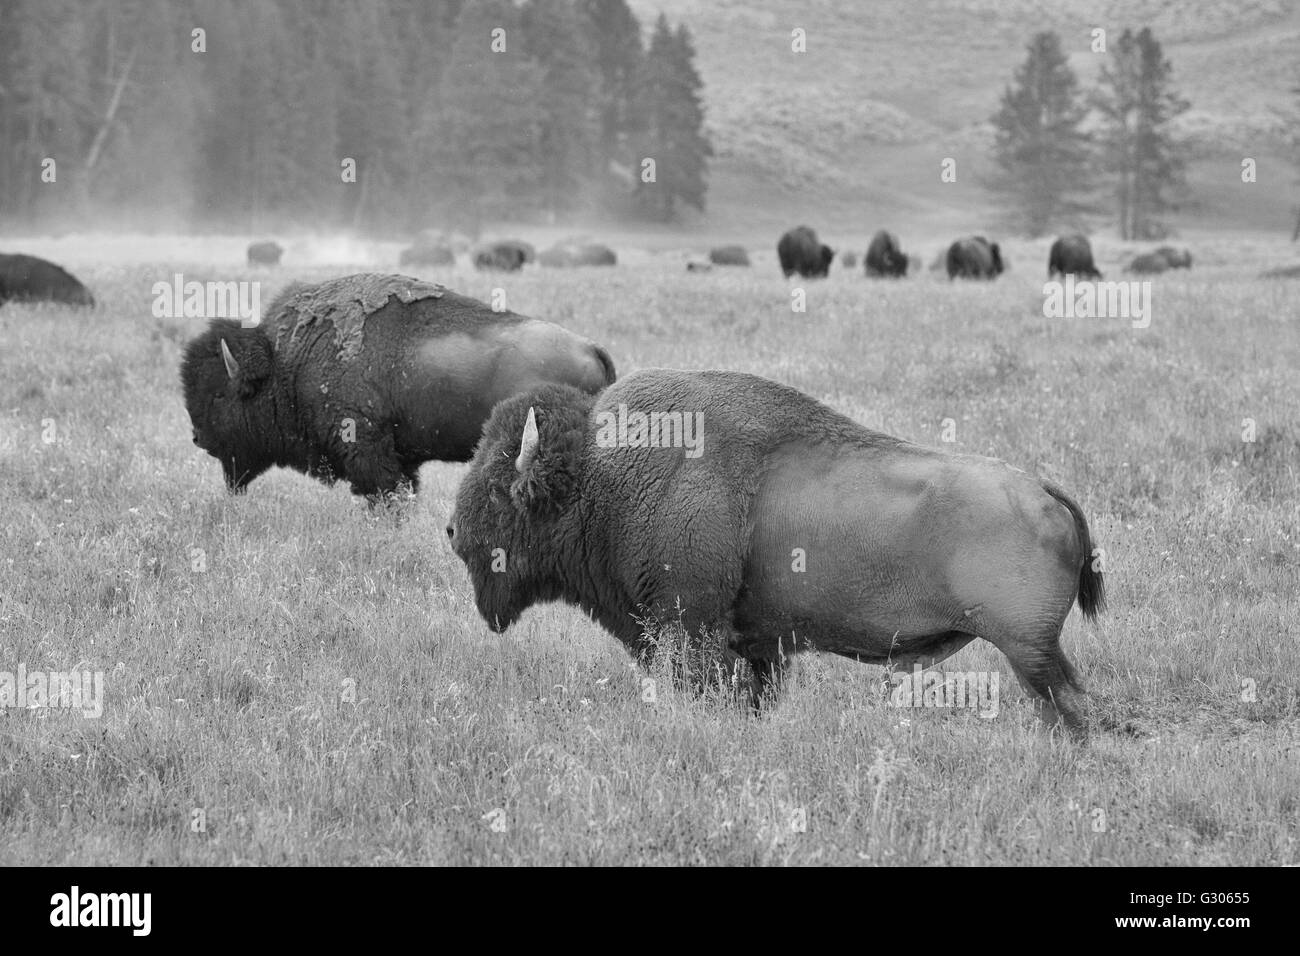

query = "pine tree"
[[1094, 27, 1190, 240], [989, 31, 1094, 237], [577, 0, 643, 190], [632, 15, 712, 221], [425, 0, 543, 235], [521, 0, 600, 221]]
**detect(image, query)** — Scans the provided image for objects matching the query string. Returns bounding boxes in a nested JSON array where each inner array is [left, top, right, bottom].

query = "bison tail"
[[1041, 480, 1105, 622]]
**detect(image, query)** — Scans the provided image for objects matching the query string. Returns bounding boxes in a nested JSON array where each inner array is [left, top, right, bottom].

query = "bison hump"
[[271, 273, 445, 361]]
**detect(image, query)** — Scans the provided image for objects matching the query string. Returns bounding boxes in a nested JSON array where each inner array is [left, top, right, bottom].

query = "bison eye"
[[445, 524, 455, 540]]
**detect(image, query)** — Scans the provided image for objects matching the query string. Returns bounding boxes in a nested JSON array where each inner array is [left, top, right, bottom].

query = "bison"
[[840, 251, 858, 270], [539, 243, 617, 267], [777, 226, 834, 278], [864, 230, 908, 278], [399, 232, 455, 268], [181, 273, 615, 499], [1154, 246, 1192, 269], [448, 368, 1104, 733], [247, 241, 283, 267], [1048, 235, 1102, 279], [1126, 252, 1169, 274], [473, 240, 535, 272], [946, 236, 1004, 279], [709, 245, 750, 267], [0, 253, 94, 307]]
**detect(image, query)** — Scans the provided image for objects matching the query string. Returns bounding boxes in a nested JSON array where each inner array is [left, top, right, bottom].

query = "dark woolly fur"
[[451, 368, 1103, 731], [947, 236, 1004, 279]]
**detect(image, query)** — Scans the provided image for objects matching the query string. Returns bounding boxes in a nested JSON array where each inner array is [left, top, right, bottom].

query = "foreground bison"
[[709, 245, 750, 267], [473, 240, 535, 272], [946, 236, 1004, 279], [182, 274, 615, 497], [864, 230, 908, 277], [777, 226, 834, 278], [247, 241, 283, 267], [1048, 235, 1101, 279], [0, 253, 94, 307], [448, 368, 1104, 732]]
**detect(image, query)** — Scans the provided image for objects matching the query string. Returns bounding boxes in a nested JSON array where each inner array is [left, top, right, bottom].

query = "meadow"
[[0, 237, 1297, 864]]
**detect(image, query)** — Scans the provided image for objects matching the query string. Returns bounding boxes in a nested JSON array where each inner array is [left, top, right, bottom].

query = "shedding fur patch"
[[270, 274, 445, 361]]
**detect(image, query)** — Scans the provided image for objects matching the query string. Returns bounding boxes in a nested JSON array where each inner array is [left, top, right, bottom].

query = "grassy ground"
[[1, 249, 1297, 864]]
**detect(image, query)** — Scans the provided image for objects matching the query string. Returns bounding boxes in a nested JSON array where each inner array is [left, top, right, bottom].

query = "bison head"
[[180, 320, 279, 492], [818, 244, 835, 276], [990, 242, 1005, 276], [448, 386, 594, 632]]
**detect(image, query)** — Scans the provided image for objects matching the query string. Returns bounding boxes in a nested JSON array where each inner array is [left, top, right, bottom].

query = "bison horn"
[[516, 407, 539, 473], [220, 338, 240, 380]]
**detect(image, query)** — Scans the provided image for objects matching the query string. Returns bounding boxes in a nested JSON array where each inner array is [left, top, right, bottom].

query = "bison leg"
[[989, 629, 1087, 736]]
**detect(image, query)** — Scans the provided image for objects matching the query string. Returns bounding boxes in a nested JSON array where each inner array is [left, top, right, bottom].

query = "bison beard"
[[449, 369, 1104, 734]]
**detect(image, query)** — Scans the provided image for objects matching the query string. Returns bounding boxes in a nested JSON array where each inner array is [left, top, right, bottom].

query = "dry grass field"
[[1, 238, 1297, 864]]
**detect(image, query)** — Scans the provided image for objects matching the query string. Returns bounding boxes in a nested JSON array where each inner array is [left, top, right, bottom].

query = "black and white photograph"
[[0, 0, 1296, 895]]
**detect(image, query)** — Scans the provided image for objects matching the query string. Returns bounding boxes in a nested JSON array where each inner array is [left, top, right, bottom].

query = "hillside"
[[629, 0, 1300, 237]]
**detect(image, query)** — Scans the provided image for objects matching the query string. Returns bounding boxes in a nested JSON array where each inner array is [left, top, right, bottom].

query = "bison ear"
[[515, 407, 539, 473]]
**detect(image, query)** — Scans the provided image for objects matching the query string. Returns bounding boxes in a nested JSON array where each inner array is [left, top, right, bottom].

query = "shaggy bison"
[[0, 253, 94, 307], [865, 230, 908, 277], [1048, 235, 1102, 279], [181, 274, 615, 498], [946, 236, 1004, 279], [777, 226, 834, 278], [709, 245, 750, 267], [473, 240, 535, 272], [448, 368, 1104, 732], [247, 241, 283, 267]]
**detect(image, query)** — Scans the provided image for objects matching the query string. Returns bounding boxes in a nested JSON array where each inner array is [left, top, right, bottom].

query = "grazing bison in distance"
[[181, 274, 615, 499], [399, 232, 455, 268], [539, 243, 617, 267], [1154, 246, 1192, 269], [1126, 252, 1169, 274], [946, 236, 1004, 280], [865, 230, 908, 277], [1048, 235, 1102, 279], [473, 240, 535, 272], [686, 260, 713, 273], [709, 245, 750, 267], [840, 252, 857, 269], [777, 226, 834, 278], [0, 253, 94, 307], [448, 368, 1104, 733], [247, 241, 283, 267]]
